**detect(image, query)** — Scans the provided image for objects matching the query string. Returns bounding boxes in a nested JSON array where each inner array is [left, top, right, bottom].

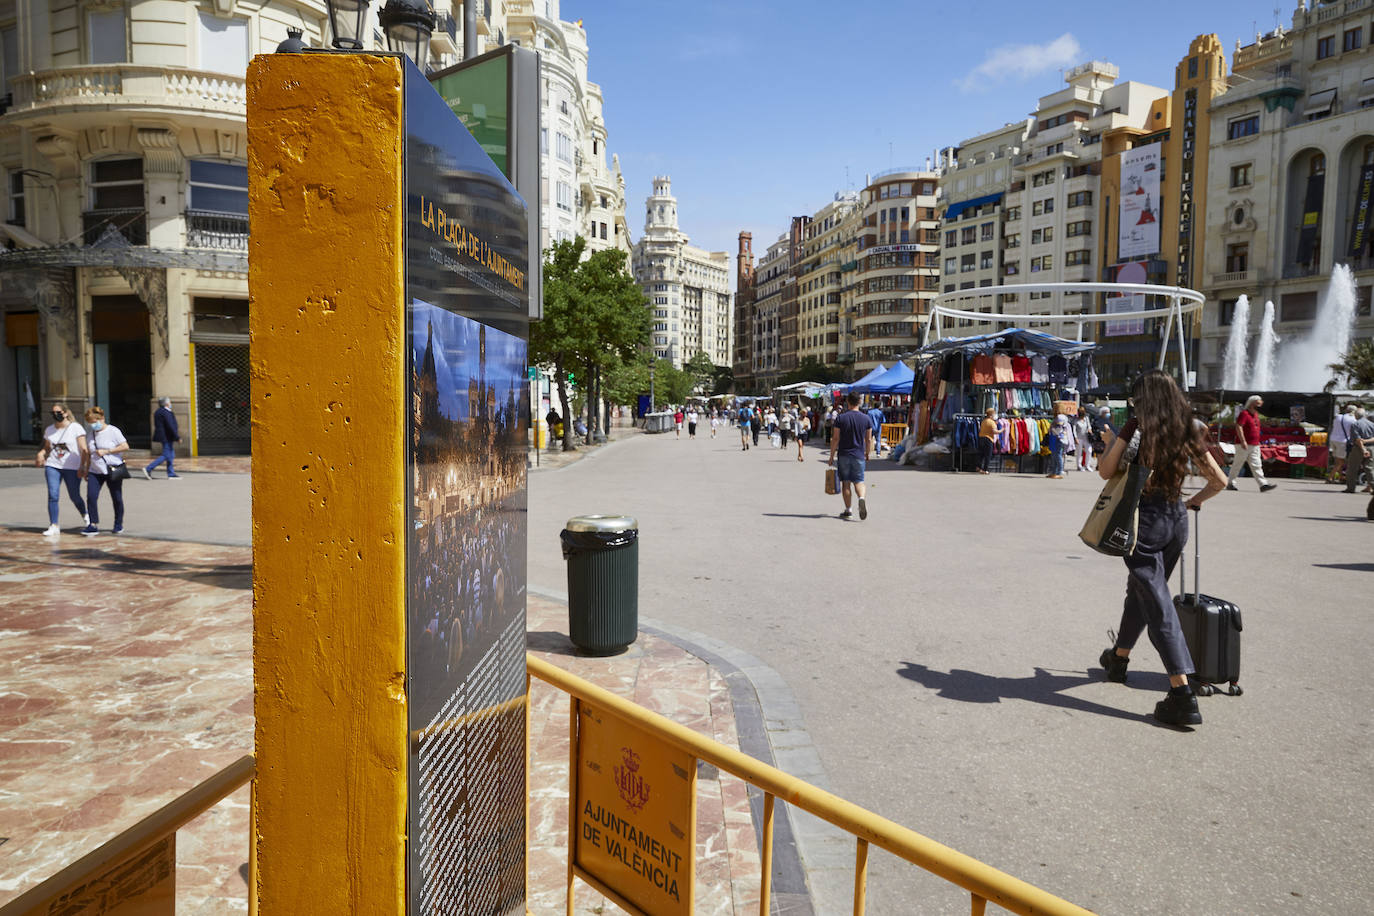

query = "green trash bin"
[[561, 515, 639, 655]]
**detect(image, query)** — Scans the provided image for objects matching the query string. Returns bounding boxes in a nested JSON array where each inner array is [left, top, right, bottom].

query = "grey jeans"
[[1114, 498, 1195, 676]]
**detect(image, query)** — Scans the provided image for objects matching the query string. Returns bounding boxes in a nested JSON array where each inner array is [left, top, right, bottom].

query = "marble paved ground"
[[0, 527, 762, 913]]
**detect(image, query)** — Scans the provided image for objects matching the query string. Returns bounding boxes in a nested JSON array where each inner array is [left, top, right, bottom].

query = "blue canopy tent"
[[840, 363, 886, 391], [913, 327, 1097, 357], [861, 360, 916, 395]]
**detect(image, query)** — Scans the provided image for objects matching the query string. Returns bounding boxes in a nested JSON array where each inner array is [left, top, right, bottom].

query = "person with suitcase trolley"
[[1096, 370, 1230, 726]]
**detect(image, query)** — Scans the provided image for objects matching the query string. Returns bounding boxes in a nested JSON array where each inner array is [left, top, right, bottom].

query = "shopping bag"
[[824, 468, 838, 495], [1078, 462, 1152, 556]]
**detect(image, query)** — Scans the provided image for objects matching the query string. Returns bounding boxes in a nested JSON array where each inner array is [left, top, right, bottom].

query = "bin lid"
[[565, 515, 638, 533]]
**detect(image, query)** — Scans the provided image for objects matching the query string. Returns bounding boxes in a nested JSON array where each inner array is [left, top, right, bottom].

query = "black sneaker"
[[1225, 483, 1238, 491], [1260, 483, 1277, 492], [839, 509, 853, 519], [1099, 648, 1129, 683], [1154, 688, 1202, 726]]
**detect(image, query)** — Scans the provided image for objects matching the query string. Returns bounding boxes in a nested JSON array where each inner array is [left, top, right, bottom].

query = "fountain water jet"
[[1251, 301, 1280, 391], [1221, 295, 1251, 389], [1273, 263, 1358, 391]]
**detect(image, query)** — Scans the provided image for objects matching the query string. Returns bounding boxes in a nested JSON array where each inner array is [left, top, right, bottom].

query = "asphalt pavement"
[[526, 428, 1374, 915]]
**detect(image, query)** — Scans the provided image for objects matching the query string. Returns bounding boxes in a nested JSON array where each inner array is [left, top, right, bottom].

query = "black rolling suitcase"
[[1173, 510, 1243, 697]]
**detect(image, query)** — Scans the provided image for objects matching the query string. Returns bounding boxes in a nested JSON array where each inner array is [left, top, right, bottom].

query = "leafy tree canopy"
[[1326, 340, 1374, 391]]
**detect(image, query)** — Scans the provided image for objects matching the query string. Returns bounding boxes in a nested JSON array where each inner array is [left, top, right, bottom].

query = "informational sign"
[[403, 61, 530, 916], [1105, 294, 1145, 336], [574, 704, 695, 915], [39, 836, 175, 915], [429, 45, 543, 319], [1119, 145, 1161, 259], [1296, 173, 1325, 264]]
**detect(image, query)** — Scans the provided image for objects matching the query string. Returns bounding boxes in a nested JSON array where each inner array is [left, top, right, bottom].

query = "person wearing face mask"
[[34, 403, 89, 537], [83, 406, 129, 536]]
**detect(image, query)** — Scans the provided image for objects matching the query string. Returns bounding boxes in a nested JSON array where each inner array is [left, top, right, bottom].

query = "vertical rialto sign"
[[403, 58, 530, 915]]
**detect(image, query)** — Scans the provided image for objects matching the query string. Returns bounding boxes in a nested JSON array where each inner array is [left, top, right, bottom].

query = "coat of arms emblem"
[[614, 746, 650, 812]]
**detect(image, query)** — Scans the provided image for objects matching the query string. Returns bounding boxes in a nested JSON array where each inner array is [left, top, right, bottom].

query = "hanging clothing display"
[[1030, 355, 1049, 384], [993, 354, 1014, 383], [970, 355, 996, 386]]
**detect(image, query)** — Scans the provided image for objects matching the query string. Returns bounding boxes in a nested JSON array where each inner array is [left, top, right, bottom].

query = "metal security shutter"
[[194, 343, 250, 454]]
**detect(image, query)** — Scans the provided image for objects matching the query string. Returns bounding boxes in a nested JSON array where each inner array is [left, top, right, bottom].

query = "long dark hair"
[[1130, 369, 1205, 500]]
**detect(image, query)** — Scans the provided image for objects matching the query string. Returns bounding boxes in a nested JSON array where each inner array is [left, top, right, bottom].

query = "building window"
[[1230, 163, 1253, 188], [1030, 255, 1052, 272], [1226, 242, 1249, 273], [1005, 206, 1021, 221], [1345, 27, 1363, 52], [0, 24, 17, 98], [1067, 190, 1093, 208], [1066, 220, 1091, 237], [960, 226, 976, 244], [1065, 249, 1090, 266], [960, 253, 975, 272], [7, 169, 23, 226], [1032, 227, 1054, 244], [1218, 298, 1237, 326], [188, 160, 248, 213], [88, 6, 127, 64], [1316, 35, 1335, 59], [540, 128, 548, 153], [943, 257, 956, 275], [943, 229, 956, 247], [1004, 233, 1020, 249], [1032, 169, 1055, 187], [1032, 198, 1054, 216], [90, 158, 143, 210], [980, 251, 994, 270], [1227, 115, 1260, 139], [198, 12, 248, 74], [556, 181, 571, 211], [980, 222, 994, 241], [556, 132, 572, 162]]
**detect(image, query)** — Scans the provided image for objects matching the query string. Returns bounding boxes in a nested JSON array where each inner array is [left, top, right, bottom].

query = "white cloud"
[[957, 33, 1083, 93]]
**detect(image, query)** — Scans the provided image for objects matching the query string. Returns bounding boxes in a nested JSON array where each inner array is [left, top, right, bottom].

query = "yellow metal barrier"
[[881, 423, 907, 447], [527, 654, 1094, 916], [0, 756, 256, 916]]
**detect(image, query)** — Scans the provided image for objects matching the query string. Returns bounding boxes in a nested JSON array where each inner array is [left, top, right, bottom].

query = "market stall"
[[1188, 389, 1374, 479], [906, 328, 1100, 473]]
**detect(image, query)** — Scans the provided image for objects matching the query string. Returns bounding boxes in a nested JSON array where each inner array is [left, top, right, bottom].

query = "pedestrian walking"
[[83, 406, 129, 536], [976, 407, 997, 474], [1045, 413, 1071, 478], [1224, 395, 1276, 492], [35, 403, 89, 537], [1091, 405, 1115, 458], [796, 410, 811, 462], [828, 394, 872, 520], [866, 401, 886, 455], [738, 404, 752, 451], [687, 408, 698, 439], [1073, 407, 1093, 471], [674, 408, 684, 438], [143, 397, 182, 479], [779, 406, 794, 449], [710, 409, 719, 439], [1342, 407, 1374, 494], [1096, 369, 1229, 726], [1329, 404, 1355, 484], [751, 406, 762, 448]]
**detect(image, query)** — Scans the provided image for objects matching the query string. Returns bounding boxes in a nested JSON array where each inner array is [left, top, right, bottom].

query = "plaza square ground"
[[1, 426, 1371, 913]]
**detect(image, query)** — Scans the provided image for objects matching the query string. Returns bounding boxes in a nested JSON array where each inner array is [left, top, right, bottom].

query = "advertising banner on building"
[[1296, 173, 1325, 265], [1104, 294, 1145, 336], [1349, 164, 1374, 256], [1119, 145, 1161, 259], [404, 60, 530, 915], [575, 704, 695, 915]]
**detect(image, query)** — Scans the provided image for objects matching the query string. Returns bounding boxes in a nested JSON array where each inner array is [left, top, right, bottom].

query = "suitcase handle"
[[1178, 506, 1200, 604]]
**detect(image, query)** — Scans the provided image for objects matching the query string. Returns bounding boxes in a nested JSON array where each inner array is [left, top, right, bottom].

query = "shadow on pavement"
[[896, 662, 1161, 723], [525, 630, 581, 657], [0, 548, 251, 590], [1288, 515, 1370, 523], [761, 512, 836, 520], [1312, 562, 1374, 572]]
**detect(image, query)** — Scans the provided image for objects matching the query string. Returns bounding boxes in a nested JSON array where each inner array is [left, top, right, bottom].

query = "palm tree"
[[1325, 341, 1374, 391]]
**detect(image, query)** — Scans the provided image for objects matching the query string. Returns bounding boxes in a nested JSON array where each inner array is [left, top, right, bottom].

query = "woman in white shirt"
[[34, 403, 89, 537], [84, 405, 130, 536]]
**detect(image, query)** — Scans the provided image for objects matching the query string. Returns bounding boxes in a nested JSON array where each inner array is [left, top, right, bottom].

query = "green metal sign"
[[429, 53, 509, 175]]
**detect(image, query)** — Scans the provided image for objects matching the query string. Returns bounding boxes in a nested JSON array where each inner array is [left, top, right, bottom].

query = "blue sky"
[[564, 0, 1284, 263]]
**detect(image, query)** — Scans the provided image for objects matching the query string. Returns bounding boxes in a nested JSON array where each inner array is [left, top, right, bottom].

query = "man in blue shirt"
[[829, 394, 873, 520], [738, 405, 752, 451], [866, 401, 887, 455]]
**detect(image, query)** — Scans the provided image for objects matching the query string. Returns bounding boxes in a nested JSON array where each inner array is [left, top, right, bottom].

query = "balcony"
[[8, 65, 246, 124], [83, 208, 146, 246], [1211, 268, 1254, 287], [432, 12, 458, 54], [186, 209, 249, 251]]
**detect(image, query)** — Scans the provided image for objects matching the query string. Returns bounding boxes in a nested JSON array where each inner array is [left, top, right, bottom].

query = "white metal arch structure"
[[923, 282, 1206, 390]]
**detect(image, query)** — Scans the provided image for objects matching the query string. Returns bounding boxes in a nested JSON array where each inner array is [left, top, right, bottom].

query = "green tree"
[[1325, 340, 1374, 391], [683, 350, 716, 395], [655, 358, 695, 406], [780, 356, 848, 386], [709, 363, 734, 396], [530, 237, 651, 449]]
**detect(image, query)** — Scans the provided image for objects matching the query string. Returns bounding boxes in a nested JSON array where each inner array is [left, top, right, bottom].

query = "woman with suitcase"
[[1096, 370, 1229, 726]]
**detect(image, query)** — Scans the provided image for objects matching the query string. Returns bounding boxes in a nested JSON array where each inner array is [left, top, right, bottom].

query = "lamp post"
[[323, 0, 369, 50], [378, 0, 436, 68]]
